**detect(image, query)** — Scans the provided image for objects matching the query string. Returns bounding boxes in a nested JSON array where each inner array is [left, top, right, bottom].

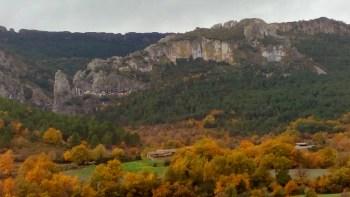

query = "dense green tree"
[[89, 135, 100, 147], [67, 132, 81, 147]]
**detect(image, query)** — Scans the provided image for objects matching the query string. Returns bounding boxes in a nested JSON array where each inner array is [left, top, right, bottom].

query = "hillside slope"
[[0, 28, 166, 106], [87, 18, 350, 133]]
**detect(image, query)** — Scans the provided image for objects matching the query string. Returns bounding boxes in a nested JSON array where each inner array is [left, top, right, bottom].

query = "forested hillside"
[[98, 33, 350, 133], [0, 97, 140, 149]]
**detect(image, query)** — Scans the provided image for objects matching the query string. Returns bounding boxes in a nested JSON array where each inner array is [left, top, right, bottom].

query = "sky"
[[0, 0, 348, 33]]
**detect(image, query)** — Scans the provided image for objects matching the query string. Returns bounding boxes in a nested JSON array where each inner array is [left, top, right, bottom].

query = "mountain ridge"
[[52, 17, 343, 114], [1, 17, 350, 133]]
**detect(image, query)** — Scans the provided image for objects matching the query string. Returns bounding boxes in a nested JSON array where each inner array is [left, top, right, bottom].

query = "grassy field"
[[64, 165, 96, 181], [64, 159, 167, 181], [121, 159, 167, 176]]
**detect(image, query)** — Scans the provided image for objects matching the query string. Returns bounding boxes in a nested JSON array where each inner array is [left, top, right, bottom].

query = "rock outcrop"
[[276, 17, 350, 35], [0, 50, 51, 107], [53, 70, 73, 113], [53, 17, 349, 114]]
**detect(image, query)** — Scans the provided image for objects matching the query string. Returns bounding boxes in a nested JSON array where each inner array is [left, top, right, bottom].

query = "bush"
[[276, 169, 292, 186]]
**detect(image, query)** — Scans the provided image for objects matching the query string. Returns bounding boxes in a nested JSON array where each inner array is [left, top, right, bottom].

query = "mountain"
[[0, 28, 166, 107], [2, 17, 350, 133], [73, 17, 350, 133], [53, 17, 341, 114]]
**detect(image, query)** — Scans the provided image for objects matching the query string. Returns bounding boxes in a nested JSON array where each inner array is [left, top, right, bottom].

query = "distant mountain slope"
[[0, 29, 166, 59], [0, 27, 166, 105], [2, 18, 350, 133], [53, 17, 350, 133]]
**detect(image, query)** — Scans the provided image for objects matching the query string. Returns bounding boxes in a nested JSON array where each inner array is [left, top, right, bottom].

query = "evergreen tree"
[[67, 132, 81, 147], [89, 135, 100, 147]]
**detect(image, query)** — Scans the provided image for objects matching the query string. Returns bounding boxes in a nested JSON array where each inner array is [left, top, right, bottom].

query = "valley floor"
[[64, 159, 167, 180]]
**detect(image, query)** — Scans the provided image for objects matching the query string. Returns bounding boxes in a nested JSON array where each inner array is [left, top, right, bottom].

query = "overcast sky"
[[0, 0, 348, 33]]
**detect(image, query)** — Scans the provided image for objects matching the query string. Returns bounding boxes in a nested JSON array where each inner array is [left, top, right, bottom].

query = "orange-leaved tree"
[[0, 150, 14, 177]]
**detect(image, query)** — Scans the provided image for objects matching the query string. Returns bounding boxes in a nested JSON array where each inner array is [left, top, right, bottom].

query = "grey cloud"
[[0, 0, 348, 33]]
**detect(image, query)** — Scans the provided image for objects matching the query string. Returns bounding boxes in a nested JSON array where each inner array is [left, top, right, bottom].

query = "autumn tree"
[[91, 144, 108, 163], [166, 138, 225, 184], [204, 150, 256, 181], [305, 188, 318, 197], [0, 178, 15, 197], [214, 174, 251, 196], [271, 183, 286, 197], [0, 150, 14, 176], [40, 173, 91, 197], [251, 167, 273, 188], [43, 128, 63, 145], [15, 154, 57, 196], [16, 153, 96, 197], [203, 114, 217, 128], [112, 147, 125, 160], [90, 159, 124, 196], [63, 143, 91, 165], [11, 120, 24, 135], [121, 172, 159, 197], [153, 182, 196, 197], [284, 180, 298, 196]]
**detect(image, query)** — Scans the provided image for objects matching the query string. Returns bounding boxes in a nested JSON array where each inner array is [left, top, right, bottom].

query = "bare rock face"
[[276, 17, 350, 35], [53, 70, 72, 112], [146, 37, 235, 65], [72, 64, 147, 97], [261, 46, 286, 62], [0, 50, 51, 107], [242, 18, 278, 41]]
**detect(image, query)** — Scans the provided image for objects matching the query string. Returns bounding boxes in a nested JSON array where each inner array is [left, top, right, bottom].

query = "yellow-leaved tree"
[[63, 143, 91, 165], [43, 128, 63, 145], [90, 159, 124, 196], [16, 153, 96, 197]]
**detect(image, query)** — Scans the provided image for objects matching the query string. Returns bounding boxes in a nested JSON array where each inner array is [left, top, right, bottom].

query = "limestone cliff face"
[[53, 17, 346, 114], [53, 70, 72, 113], [146, 37, 235, 65], [63, 36, 237, 106], [72, 64, 147, 97], [0, 50, 51, 107], [0, 50, 25, 101]]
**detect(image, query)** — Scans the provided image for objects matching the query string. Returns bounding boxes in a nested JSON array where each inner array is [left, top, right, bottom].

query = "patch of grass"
[[121, 159, 167, 176], [64, 165, 96, 181], [63, 160, 168, 181]]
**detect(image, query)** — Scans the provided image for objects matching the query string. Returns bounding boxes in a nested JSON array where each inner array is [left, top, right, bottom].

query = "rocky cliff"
[[51, 17, 349, 114], [0, 50, 51, 107], [276, 17, 350, 35]]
